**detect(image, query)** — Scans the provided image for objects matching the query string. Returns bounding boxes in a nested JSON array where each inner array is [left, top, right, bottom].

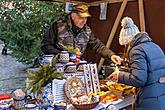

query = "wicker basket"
[[72, 101, 100, 110]]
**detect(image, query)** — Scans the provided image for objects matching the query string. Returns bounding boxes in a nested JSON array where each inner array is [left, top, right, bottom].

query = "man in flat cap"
[[41, 3, 122, 64]]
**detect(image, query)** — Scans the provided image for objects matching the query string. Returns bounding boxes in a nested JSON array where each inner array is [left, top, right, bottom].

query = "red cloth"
[[0, 94, 11, 100]]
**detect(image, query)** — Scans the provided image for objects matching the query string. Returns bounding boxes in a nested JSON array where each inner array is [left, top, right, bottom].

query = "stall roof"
[[37, 0, 136, 6]]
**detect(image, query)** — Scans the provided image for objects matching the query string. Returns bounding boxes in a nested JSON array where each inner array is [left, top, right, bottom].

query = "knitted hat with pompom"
[[119, 17, 140, 45]]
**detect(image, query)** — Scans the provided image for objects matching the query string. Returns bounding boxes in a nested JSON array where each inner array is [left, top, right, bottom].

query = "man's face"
[[71, 13, 87, 28]]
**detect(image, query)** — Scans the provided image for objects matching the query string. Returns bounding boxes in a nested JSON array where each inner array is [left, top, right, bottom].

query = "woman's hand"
[[107, 66, 120, 82]]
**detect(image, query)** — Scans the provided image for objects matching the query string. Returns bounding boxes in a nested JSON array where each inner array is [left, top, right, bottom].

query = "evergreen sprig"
[[65, 45, 79, 53], [26, 56, 65, 95]]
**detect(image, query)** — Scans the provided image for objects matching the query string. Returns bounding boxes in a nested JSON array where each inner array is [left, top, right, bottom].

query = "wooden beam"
[[98, 0, 128, 72], [38, 0, 136, 5], [138, 0, 145, 32], [37, 0, 84, 3], [89, 0, 136, 6]]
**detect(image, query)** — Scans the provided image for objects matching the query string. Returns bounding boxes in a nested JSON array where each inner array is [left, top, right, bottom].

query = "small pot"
[[40, 55, 54, 66], [0, 103, 12, 110], [59, 51, 69, 63], [56, 63, 64, 72], [13, 98, 25, 109]]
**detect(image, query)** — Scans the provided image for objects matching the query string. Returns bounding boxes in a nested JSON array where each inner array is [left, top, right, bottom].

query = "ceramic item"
[[91, 95, 100, 102], [40, 55, 54, 66], [59, 51, 69, 63], [64, 62, 77, 73], [42, 105, 55, 110], [69, 52, 77, 62], [77, 60, 87, 71], [54, 102, 67, 110], [13, 98, 25, 109], [42, 83, 54, 106], [12, 89, 26, 109], [24, 103, 37, 110], [56, 63, 64, 72], [0, 98, 13, 110], [0, 104, 12, 110]]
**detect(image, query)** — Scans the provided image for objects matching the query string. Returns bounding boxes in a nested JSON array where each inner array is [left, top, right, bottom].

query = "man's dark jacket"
[[41, 15, 114, 59]]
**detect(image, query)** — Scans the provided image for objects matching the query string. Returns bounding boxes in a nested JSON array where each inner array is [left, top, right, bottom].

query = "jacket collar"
[[125, 32, 152, 57], [123, 32, 152, 67], [130, 32, 152, 48]]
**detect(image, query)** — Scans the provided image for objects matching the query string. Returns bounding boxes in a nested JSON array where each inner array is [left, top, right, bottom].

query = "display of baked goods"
[[102, 94, 118, 103], [70, 93, 100, 110], [100, 85, 109, 92], [106, 81, 133, 91], [100, 81, 135, 97], [92, 91, 118, 102], [72, 98, 100, 110]]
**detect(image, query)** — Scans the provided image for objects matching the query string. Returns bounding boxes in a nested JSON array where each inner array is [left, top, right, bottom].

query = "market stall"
[[1, 0, 165, 109], [34, 51, 134, 110]]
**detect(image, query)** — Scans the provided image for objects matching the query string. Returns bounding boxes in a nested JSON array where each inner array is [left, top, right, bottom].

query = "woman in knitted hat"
[[107, 17, 165, 110]]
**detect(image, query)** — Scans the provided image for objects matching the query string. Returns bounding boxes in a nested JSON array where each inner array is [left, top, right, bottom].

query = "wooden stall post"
[[138, 0, 145, 32]]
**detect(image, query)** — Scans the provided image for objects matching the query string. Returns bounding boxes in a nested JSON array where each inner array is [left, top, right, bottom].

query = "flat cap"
[[71, 3, 91, 17]]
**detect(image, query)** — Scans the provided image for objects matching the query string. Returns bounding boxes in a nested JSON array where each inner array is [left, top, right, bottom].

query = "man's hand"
[[111, 55, 123, 65]]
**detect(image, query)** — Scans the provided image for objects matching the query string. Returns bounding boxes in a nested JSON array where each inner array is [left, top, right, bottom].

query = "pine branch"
[[26, 64, 65, 95]]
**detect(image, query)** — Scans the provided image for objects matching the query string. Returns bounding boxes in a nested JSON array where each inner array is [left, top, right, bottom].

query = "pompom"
[[119, 17, 140, 45], [121, 17, 135, 29]]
